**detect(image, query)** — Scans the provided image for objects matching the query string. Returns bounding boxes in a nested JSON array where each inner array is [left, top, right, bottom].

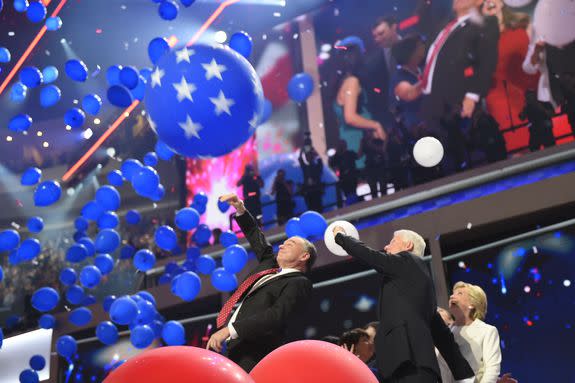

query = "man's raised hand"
[[219, 193, 246, 215]]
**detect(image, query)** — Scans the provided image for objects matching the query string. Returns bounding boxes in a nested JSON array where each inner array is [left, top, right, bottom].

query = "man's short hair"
[[363, 321, 379, 331], [339, 328, 370, 348], [395, 230, 426, 257], [372, 15, 398, 31], [296, 236, 317, 272], [321, 335, 340, 345]]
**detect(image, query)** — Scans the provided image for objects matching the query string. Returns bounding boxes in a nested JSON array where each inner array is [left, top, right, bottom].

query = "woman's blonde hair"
[[453, 281, 488, 321]]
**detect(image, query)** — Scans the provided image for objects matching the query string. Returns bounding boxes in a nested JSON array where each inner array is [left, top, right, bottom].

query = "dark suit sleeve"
[[235, 210, 274, 262], [335, 233, 403, 276], [430, 311, 475, 380], [466, 16, 499, 97], [232, 277, 312, 341]]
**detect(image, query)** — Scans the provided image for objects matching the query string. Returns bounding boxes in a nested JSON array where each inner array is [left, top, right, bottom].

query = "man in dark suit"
[[420, 0, 499, 174], [206, 193, 314, 372], [332, 227, 474, 383]]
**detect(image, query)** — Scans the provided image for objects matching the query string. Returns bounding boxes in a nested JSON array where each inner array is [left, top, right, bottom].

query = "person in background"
[[236, 164, 264, 221], [339, 328, 375, 364], [482, 0, 538, 153], [271, 169, 294, 226], [363, 321, 379, 344], [358, 130, 387, 198], [321, 335, 341, 345], [329, 139, 360, 205], [519, 89, 556, 152], [299, 132, 324, 212]]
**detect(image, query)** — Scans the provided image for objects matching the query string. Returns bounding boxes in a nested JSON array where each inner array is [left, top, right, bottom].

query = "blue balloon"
[[261, 98, 272, 123], [143, 152, 158, 167], [38, 314, 55, 329], [1, 230, 22, 252], [98, 211, 119, 229], [96, 185, 121, 211], [21, 167, 41, 186], [73, 231, 87, 243], [77, 237, 95, 257], [65, 285, 85, 305], [65, 59, 88, 82], [132, 166, 160, 197], [82, 294, 97, 306], [158, 273, 171, 285], [287, 72, 314, 103], [158, 0, 178, 20], [148, 37, 170, 65], [217, 198, 231, 213], [193, 224, 211, 244], [45, 16, 62, 31], [119, 66, 139, 89], [13, 0, 28, 12], [82, 200, 104, 221], [10, 82, 28, 103], [20, 66, 43, 87], [9, 114, 33, 132], [106, 65, 122, 85], [39, 85, 61, 108], [220, 230, 239, 248], [195, 255, 216, 275], [109, 296, 139, 325], [96, 321, 119, 345], [171, 271, 201, 301], [17, 238, 41, 261], [125, 210, 141, 225], [74, 217, 88, 231], [188, 247, 201, 260], [131, 325, 155, 349], [107, 170, 124, 186], [285, 217, 306, 238], [154, 225, 177, 251], [94, 253, 115, 275], [34, 180, 61, 207], [120, 244, 136, 260], [175, 207, 200, 231], [26, 0, 46, 22], [137, 291, 156, 306], [0, 265, 3, 283], [154, 140, 176, 160], [135, 299, 156, 324], [59, 268, 77, 286], [0, 47, 11, 63], [82, 94, 102, 115], [133, 249, 156, 272], [211, 267, 238, 292], [145, 44, 264, 159], [79, 265, 102, 288], [165, 261, 179, 274], [191, 201, 207, 216], [140, 68, 153, 82], [299, 210, 328, 237], [19, 369, 38, 383], [95, 229, 121, 253], [180, 0, 195, 6], [102, 295, 116, 312], [27, 216, 44, 233], [8, 250, 21, 265], [121, 159, 143, 182], [56, 335, 77, 359], [66, 243, 88, 263], [42, 66, 58, 83], [222, 244, 248, 273], [31, 287, 59, 312], [107, 85, 133, 107], [229, 31, 253, 58], [151, 183, 166, 203], [69, 307, 92, 326], [131, 75, 147, 101], [162, 320, 185, 345], [193, 192, 208, 206], [64, 108, 85, 129]]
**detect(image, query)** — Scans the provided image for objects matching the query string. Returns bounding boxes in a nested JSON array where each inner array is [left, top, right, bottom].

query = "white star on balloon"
[[151, 67, 165, 88], [178, 115, 203, 139], [172, 77, 197, 102], [209, 90, 235, 116], [175, 48, 195, 64], [202, 59, 227, 81]]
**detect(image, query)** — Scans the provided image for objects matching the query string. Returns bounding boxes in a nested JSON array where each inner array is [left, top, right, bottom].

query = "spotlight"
[[37, 131, 43, 137], [66, 188, 75, 196], [60, 38, 66, 44], [273, 11, 281, 17], [8, 31, 15, 37], [42, 141, 49, 148], [65, 125, 72, 131], [106, 147, 116, 157], [6, 136, 13, 142], [94, 118, 101, 125], [214, 30, 227, 43]]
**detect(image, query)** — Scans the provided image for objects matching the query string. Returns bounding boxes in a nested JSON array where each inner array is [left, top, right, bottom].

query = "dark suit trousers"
[[382, 363, 438, 383]]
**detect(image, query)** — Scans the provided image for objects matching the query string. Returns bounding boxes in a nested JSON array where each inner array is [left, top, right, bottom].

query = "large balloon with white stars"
[[144, 43, 265, 158]]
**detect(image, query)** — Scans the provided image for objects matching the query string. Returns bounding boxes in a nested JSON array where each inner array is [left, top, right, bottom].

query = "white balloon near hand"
[[324, 220, 360, 256], [503, 0, 532, 8], [534, 0, 575, 47], [413, 137, 444, 168]]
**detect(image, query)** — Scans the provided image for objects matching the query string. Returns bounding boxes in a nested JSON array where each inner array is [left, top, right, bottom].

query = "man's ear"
[[301, 252, 310, 263], [405, 241, 414, 252]]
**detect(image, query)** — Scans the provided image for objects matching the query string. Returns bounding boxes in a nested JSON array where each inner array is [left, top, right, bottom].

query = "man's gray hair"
[[295, 236, 317, 271], [394, 230, 426, 257]]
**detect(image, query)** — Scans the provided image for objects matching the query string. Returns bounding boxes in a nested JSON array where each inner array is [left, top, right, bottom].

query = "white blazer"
[[438, 319, 502, 383]]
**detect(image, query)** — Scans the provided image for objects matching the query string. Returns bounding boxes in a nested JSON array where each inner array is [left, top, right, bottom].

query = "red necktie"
[[216, 268, 280, 329], [421, 19, 459, 89]]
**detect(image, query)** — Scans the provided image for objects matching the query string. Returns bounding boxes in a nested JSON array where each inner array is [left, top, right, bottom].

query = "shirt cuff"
[[228, 323, 239, 339], [465, 93, 480, 102], [455, 377, 475, 383]]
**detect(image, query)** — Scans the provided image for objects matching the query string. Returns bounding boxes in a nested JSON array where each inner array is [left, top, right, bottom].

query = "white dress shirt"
[[438, 319, 502, 383], [227, 268, 302, 339], [522, 26, 556, 107]]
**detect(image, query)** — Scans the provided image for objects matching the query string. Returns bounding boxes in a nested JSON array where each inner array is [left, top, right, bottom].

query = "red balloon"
[[250, 340, 379, 383], [104, 346, 254, 383]]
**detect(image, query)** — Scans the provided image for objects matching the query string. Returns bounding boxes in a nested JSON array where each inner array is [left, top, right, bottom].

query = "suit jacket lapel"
[[249, 271, 303, 295]]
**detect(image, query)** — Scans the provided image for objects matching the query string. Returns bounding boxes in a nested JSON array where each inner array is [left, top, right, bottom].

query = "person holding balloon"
[[331, 226, 475, 383], [206, 193, 314, 372]]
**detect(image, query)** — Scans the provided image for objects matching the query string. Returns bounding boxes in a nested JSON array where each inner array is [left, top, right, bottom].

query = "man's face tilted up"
[[383, 234, 414, 255], [277, 237, 310, 270]]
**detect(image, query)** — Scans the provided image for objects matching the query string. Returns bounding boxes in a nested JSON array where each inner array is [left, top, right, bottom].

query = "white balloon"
[[534, 0, 575, 47], [413, 136, 444, 168], [324, 220, 360, 257], [503, 0, 532, 7]]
